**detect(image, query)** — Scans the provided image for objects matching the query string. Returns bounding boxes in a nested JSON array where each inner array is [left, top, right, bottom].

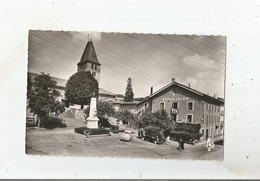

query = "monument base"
[[86, 118, 99, 129]]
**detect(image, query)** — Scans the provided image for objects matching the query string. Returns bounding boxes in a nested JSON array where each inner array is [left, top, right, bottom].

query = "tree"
[[84, 101, 115, 118], [124, 77, 134, 102], [65, 71, 99, 109], [27, 73, 65, 126]]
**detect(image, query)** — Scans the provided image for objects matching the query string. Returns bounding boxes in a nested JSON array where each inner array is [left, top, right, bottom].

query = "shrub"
[[42, 117, 67, 129], [97, 101, 115, 117], [74, 127, 89, 135], [74, 127, 111, 135], [115, 109, 138, 128], [144, 126, 165, 142], [138, 110, 174, 136], [169, 130, 202, 143], [144, 126, 162, 136], [175, 123, 201, 133], [84, 101, 115, 118], [98, 116, 119, 133], [84, 128, 110, 135]]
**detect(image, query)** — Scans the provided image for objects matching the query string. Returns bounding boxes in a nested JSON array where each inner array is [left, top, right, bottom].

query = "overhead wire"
[[184, 35, 226, 55], [76, 32, 169, 83], [29, 33, 155, 88], [124, 34, 225, 75], [206, 36, 226, 46], [61, 31, 165, 84], [157, 34, 225, 64]]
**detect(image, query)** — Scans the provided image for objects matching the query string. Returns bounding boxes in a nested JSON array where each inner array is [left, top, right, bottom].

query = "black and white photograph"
[[1, 0, 260, 179], [26, 31, 225, 160]]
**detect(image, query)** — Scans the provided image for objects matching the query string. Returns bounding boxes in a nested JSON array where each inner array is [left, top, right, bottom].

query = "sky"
[[28, 31, 226, 98]]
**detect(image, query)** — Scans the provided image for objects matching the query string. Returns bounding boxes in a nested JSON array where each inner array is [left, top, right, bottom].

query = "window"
[[160, 102, 165, 110], [187, 101, 194, 110], [201, 115, 204, 125], [187, 114, 193, 123], [92, 71, 96, 76], [91, 63, 94, 69], [172, 102, 178, 109], [208, 104, 210, 111]]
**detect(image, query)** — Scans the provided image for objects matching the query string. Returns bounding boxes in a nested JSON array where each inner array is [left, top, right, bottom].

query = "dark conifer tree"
[[124, 77, 134, 102]]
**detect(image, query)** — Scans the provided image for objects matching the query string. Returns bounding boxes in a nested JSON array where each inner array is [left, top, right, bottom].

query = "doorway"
[[206, 129, 209, 140]]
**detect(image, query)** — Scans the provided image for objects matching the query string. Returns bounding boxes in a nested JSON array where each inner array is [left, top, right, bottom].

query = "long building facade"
[[136, 79, 224, 140]]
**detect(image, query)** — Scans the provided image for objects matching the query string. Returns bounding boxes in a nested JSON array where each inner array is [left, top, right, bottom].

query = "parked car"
[[142, 134, 165, 144], [26, 117, 38, 127], [120, 130, 134, 142], [140, 126, 165, 144]]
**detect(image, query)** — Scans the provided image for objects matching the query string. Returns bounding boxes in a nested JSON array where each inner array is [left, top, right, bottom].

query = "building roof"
[[29, 72, 115, 96], [138, 81, 224, 105], [112, 101, 139, 105], [99, 88, 116, 96], [29, 72, 67, 88], [77, 41, 101, 66]]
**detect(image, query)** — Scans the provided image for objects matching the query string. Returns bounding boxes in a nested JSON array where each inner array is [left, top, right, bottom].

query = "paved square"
[[26, 127, 223, 160]]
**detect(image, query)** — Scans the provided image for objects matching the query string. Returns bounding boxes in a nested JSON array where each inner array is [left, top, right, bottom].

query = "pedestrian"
[[181, 138, 185, 150], [166, 135, 171, 144], [176, 137, 183, 151], [206, 136, 215, 151]]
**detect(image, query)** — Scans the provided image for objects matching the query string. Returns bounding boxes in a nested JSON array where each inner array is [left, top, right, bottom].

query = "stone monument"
[[86, 97, 99, 128]]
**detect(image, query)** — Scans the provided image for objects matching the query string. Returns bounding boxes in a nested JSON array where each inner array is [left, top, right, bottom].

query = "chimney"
[[150, 87, 153, 95], [171, 78, 175, 83], [188, 83, 191, 88]]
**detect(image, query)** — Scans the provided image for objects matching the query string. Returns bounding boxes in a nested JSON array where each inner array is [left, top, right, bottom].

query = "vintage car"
[[141, 134, 165, 144], [139, 127, 165, 144], [120, 130, 134, 142]]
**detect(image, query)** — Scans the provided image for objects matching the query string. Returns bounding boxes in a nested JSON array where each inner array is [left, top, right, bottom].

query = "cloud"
[[35, 57, 53, 64], [183, 76, 198, 87], [182, 70, 224, 98]]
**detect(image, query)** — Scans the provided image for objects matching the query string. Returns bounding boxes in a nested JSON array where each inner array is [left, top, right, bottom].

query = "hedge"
[[74, 127, 89, 135], [84, 128, 110, 135], [169, 130, 202, 143], [42, 117, 67, 129], [74, 127, 110, 135], [174, 123, 201, 133], [144, 126, 162, 136]]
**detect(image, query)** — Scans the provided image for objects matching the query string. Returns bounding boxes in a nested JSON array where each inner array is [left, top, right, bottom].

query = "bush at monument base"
[[74, 127, 111, 136], [85, 128, 111, 135], [74, 127, 88, 135]]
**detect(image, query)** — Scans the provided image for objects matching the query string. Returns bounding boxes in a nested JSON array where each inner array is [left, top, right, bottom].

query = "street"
[[26, 127, 223, 160]]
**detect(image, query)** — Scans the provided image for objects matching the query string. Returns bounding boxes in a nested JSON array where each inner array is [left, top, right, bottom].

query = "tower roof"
[[77, 41, 101, 65]]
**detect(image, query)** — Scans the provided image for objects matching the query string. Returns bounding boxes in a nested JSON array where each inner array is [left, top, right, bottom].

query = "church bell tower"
[[77, 40, 101, 83]]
